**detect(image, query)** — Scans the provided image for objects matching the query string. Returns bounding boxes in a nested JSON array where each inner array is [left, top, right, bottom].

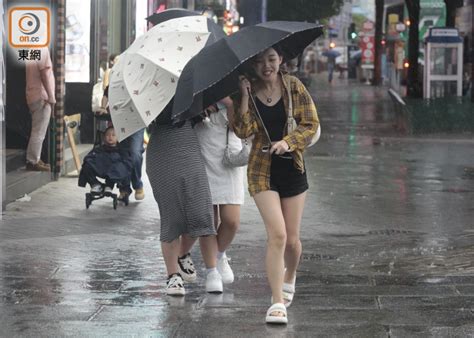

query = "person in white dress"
[[183, 97, 245, 284]]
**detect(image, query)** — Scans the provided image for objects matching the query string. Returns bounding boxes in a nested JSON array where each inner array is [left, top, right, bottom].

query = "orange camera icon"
[[9, 7, 50, 48]]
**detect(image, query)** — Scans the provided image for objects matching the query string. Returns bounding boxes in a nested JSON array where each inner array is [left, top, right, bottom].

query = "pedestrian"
[[324, 48, 337, 83], [146, 106, 223, 296], [25, 47, 55, 171], [102, 82, 145, 202], [193, 97, 245, 285], [78, 126, 132, 194], [230, 47, 319, 324], [102, 54, 119, 90]]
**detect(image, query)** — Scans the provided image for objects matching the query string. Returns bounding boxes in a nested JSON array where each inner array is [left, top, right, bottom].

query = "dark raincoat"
[[78, 145, 132, 187]]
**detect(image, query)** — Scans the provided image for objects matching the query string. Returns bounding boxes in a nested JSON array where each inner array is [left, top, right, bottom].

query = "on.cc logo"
[[9, 7, 50, 48]]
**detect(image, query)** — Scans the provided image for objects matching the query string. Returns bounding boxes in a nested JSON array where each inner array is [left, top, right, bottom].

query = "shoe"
[[26, 161, 50, 172], [37, 160, 51, 169], [104, 186, 113, 194], [282, 277, 296, 308], [134, 188, 145, 200], [205, 269, 223, 294], [90, 184, 103, 194], [178, 253, 197, 282], [118, 191, 129, 200], [266, 303, 288, 324], [166, 273, 185, 296], [217, 253, 234, 284]]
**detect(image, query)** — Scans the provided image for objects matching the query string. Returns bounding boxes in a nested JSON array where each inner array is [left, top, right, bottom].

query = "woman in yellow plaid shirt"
[[230, 47, 319, 324]]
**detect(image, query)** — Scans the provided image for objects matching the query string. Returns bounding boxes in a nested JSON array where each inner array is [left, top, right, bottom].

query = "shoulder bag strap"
[[226, 125, 230, 146], [286, 77, 293, 119]]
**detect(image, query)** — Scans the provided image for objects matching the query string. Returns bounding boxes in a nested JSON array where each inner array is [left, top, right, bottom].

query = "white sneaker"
[[104, 186, 113, 194], [217, 253, 234, 284], [178, 253, 197, 282], [205, 269, 223, 294], [90, 184, 102, 194], [166, 274, 185, 296]]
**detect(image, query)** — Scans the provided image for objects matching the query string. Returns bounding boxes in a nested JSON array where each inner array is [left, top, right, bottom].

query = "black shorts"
[[269, 155, 308, 198]]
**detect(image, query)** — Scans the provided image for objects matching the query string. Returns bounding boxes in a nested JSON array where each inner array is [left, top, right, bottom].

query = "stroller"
[[79, 116, 130, 209]]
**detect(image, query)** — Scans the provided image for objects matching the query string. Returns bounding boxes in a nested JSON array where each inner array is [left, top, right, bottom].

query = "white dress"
[[195, 105, 245, 205]]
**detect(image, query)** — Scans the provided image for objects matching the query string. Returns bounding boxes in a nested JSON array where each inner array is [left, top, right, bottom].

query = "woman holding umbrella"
[[231, 46, 319, 324]]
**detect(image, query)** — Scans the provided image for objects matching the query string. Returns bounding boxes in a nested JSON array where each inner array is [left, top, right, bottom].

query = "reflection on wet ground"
[[1, 74, 473, 336]]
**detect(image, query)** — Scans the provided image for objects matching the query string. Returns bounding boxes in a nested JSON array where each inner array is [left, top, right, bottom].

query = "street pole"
[[406, 0, 421, 98], [261, 0, 267, 23], [373, 0, 384, 85], [471, 8, 474, 103]]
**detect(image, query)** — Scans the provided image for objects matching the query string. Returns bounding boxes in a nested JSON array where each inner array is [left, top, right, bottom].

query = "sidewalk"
[[1, 74, 473, 337]]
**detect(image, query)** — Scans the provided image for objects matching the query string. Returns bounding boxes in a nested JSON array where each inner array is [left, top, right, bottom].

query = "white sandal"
[[282, 278, 296, 307], [265, 302, 288, 324]]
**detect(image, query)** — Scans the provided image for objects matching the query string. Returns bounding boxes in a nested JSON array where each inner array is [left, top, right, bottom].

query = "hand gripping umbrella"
[[108, 15, 225, 141], [171, 21, 323, 123]]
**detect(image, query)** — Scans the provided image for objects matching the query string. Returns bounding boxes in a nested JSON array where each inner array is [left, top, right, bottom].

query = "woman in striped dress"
[[146, 107, 223, 296]]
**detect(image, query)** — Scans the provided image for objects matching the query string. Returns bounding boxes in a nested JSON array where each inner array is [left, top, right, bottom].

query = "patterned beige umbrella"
[[108, 16, 220, 141]]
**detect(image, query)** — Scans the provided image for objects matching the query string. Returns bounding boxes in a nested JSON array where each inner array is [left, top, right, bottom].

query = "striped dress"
[[146, 121, 216, 242]]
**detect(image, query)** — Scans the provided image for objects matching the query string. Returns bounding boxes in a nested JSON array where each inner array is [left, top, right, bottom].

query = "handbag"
[[286, 80, 321, 147], [91, 80, 104, 113], [222, 126, 250, 168]]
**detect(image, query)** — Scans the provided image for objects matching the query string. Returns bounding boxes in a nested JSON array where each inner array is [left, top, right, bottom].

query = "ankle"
[[206, 267, 218, 275], [168, 272, 181, 279], [217, 251, 225, 260], [179, 252, 190, 260]]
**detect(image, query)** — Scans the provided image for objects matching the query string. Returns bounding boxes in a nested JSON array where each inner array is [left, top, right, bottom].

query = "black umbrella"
[[171, 21, 323, 123], [146, 8, 198, 26]]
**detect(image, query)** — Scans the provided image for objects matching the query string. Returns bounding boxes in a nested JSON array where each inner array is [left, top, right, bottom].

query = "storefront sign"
[[430, 28, 459, 37], [360, 35, 375, 65]]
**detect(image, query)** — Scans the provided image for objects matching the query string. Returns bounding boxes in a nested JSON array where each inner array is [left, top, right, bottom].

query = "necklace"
[[263, 85, 277, 103]]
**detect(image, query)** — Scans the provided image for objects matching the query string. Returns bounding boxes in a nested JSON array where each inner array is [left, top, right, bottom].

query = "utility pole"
[[373, 0, 384, 85], [405, 0, 421, 98]]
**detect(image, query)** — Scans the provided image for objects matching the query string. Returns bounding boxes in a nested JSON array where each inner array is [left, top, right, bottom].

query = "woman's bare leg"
[[161, 239, 181, 276], [216, 204, 240, 253], [281, 192, 306, 283], [254, 190, 286, 305], [179, 234, 197, 257], [199, 235, 218, 268]]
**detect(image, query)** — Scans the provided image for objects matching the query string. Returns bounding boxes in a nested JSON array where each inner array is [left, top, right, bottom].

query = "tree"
[[405, 0, 421, 98], [267, 0, 345, 22], [373, 0, 384, 85]]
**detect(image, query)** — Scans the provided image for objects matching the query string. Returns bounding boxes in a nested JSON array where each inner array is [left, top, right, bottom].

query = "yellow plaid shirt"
[[231, 72, 319, 196]]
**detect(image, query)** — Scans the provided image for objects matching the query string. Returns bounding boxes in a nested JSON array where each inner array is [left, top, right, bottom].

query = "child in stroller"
[[78, 126, 132, 209]]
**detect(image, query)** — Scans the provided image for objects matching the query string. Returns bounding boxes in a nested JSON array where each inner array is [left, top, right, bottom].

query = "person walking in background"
[[118, 126, 145, 201], [25, 47, 56, 172], [322, 47, 340, 84], [146, 106, 223, 296], [102, 54, 119, 90], [101, 54, 145, 201], [231, 47, 319, 324], [193, 97, 245, 285]]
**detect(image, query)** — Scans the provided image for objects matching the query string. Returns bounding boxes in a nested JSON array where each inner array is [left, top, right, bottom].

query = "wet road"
[[1, 75, 473, 337]]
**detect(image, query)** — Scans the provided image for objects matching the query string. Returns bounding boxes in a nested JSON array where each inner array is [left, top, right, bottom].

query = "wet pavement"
[[1, 74, 474, 337]]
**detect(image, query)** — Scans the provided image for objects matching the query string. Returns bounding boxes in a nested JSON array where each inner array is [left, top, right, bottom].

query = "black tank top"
[[255, 97, 286, 142]]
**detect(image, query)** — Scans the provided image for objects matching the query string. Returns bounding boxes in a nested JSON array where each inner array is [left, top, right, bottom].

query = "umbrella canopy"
[[171, 21, 323, 123], [109, 15, 225, 141], [146, 8, 198, 26], [322, 49, 341, 58]]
